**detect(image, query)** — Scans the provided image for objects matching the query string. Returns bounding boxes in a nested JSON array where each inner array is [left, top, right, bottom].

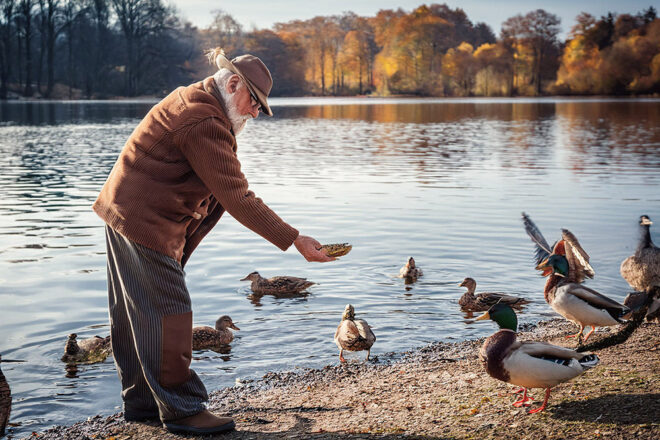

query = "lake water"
[[1, 97, 659, 437]]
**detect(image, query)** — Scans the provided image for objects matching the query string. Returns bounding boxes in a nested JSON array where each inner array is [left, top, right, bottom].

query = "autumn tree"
[[502, 9, 561, 95]]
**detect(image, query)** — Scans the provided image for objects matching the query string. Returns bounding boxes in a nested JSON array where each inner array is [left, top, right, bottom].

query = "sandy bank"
[[25, 319, 659, 439]]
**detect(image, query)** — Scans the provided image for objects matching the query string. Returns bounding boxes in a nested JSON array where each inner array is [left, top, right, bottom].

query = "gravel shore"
[[24, 319, 659, 440]]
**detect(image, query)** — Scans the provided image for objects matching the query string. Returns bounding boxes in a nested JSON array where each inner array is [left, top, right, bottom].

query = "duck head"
[[64, 333, 80, 355], [535, 254, 569, 278], [342, 304, 355, 321], [640, 215, 652, 226], [406, 257, 416, 268], [476, 303, 518, 331], [240, 271, 260, 282], [458, 277, 476, 290], [215, 315, 240, 331]]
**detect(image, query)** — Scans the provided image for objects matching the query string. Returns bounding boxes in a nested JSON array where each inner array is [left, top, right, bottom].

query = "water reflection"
[[1, 98, 659, 437]]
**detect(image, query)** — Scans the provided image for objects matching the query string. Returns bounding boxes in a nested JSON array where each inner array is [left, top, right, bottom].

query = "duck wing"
[[335, 320, 371, 350], [563, 283, 629, 321], [476, 292, 530, 309], [522, 212, 556, 266], [562, 229, 595, 282], [354, 319, 376, 346], [504, 341, 599, 388]]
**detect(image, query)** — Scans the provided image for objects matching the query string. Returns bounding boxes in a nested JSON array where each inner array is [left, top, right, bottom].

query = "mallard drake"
[[522, 213, 594, 283], [193, 316, 239, 350], [620, 215, 660, 293], [458, 277, 529, 312], [61, 333, 112, 364], [398, 257, 422, 281], [476, 303, 600, 413], [240, 271, 315, 295], [537, 254, 630, 341], [334, 304, 376, 362], [0, 355, 11, 437]]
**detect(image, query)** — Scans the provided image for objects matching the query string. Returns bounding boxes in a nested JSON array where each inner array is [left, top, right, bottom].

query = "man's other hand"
[[294, 235, 336, 262]]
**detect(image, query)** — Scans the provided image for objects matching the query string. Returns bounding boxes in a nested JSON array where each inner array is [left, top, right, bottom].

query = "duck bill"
[[535, 259, 553, 277], [475, 311, 490, 321], [240, 276, 249, 281], [458, 281, 466, 287], [230, 324, 240, 330]]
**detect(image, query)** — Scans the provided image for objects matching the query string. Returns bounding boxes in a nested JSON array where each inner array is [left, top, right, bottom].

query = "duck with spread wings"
[[522, 213, 629, 341]]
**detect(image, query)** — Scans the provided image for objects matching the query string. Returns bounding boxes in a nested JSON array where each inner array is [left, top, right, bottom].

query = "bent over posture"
[[93, 48, 332, 435]]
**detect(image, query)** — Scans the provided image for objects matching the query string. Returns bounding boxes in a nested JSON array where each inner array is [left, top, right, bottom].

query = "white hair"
[[213, 68, 251, 136]]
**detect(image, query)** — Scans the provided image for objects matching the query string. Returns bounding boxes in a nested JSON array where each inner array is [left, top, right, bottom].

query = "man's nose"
[[249, 107, 260, 119]]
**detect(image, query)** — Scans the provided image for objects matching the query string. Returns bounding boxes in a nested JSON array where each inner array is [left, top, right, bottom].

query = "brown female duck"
[[61, 333, 112, 364], [240, 271, 315, 295], [334, 304, 376, 362], [458, 277, 529, 312], [398, 257, 422, 281], [192, 316, 239, 350]]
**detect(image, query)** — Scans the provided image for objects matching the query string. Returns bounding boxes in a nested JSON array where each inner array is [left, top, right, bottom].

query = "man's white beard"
[[218, 83, 252, 136]]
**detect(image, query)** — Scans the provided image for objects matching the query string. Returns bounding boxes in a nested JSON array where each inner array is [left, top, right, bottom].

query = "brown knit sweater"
[[93, 76, 299, 266]]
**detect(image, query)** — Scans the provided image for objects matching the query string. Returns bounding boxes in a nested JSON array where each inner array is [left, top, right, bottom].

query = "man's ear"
[[226, 74, 240, 94]]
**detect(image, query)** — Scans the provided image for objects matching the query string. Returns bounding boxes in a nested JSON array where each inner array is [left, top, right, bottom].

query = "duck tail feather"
[[578, 353, 600, 370]]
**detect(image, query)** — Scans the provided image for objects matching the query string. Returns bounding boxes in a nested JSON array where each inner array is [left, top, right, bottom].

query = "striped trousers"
[[105, 225, 208, 421]]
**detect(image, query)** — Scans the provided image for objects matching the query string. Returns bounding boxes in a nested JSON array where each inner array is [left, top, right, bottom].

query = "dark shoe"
[[124, 409, 160, 422], [164, 410, 235, 435]]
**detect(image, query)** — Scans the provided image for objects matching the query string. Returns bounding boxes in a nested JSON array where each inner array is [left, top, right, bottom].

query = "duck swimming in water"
[[241, 271, 315, 295], [192, 316, 239, 350], [398, 257, 422, 282], [458, 277, 529, 312], [61, 333, 112, 364], [476, 303, 600, 413]]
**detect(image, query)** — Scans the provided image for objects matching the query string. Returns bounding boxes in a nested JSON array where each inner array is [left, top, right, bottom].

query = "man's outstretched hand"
[[294, 235, 336, 262]]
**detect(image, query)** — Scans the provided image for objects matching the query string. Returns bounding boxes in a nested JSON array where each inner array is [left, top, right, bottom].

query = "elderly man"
[[93, 48, 333, 435]]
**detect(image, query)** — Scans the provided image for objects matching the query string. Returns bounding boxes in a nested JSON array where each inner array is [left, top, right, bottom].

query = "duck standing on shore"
[[620, 215, 660, 322], [334, 304, 376, 362], [458, 277, 529, 312], [193, 316, 239, 350], [399, 257, 422, 282], [537, 252, 630, 342], [61, 333, 112, 364], [620, 215, 660, 293], [241, 271, 315, 295], [476, 303, 600, 413], [0, 355, 11, 437]]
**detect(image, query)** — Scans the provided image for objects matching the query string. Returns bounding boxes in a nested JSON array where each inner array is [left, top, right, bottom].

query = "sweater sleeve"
[[177, 116, 299, 251]]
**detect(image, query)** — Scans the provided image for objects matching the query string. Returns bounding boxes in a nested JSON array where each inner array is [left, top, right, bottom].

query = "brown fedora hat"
[[216, 53, 273, 116]]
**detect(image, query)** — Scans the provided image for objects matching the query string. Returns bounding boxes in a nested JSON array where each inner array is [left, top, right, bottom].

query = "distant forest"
[[0, 1, 658, 99]]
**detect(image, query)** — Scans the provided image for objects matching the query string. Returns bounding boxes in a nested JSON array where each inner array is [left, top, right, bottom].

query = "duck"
[[61, 333, 112, 364], [458, 277, 529, 312], [522, 212, 594, 283], [620, 215, 660, 294], [192, 316, 239, 350], [0, 355, 11, 437], [476, 303, 600, 413], [240, 271, 315, 295], [398, 257, 422, 281], [334, 304, 376, 362], [536, 253, 630, 341]]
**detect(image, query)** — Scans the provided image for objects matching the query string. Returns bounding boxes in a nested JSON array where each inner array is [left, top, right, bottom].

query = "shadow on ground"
[[551, 393, 660, 424]]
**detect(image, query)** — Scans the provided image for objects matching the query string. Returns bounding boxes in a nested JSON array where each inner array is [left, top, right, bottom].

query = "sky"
[[168, 1, 655, 39]]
